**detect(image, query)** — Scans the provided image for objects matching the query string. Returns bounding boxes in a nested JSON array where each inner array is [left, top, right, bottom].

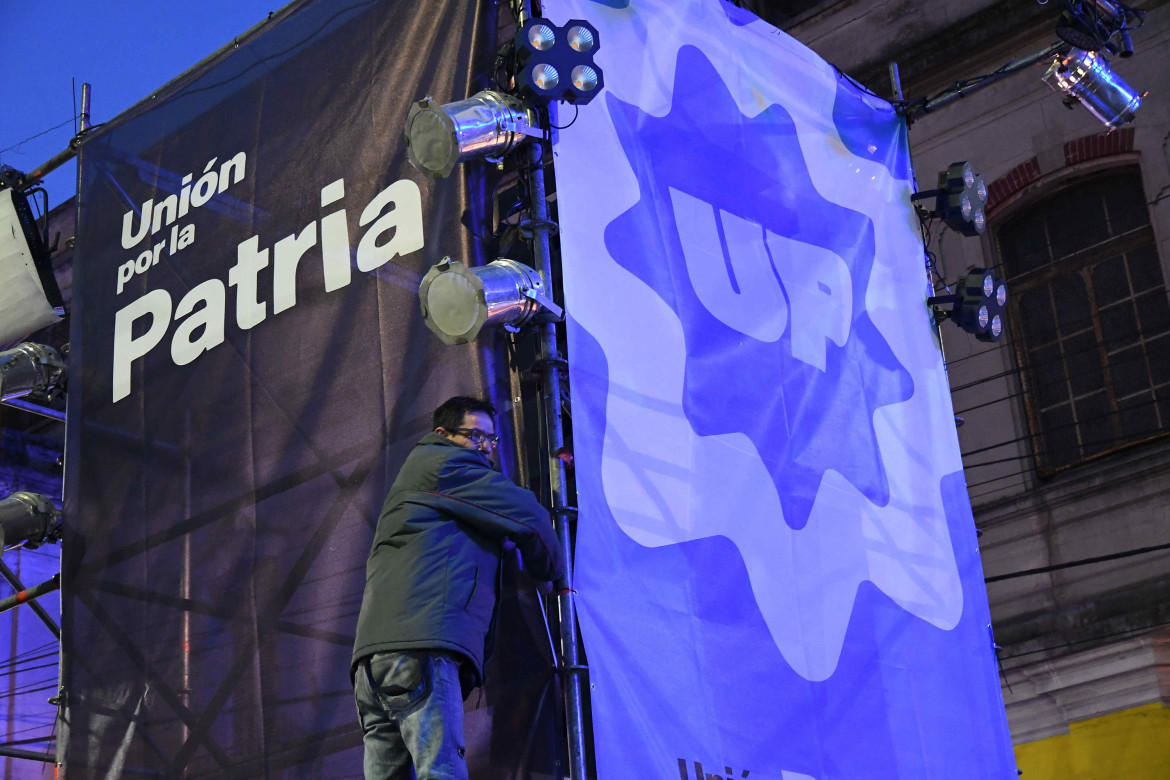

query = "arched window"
[[996, 166, 1170, 474]]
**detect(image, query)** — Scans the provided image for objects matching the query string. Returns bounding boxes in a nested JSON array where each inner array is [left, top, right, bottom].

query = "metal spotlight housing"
[[418, 257, 564, 345], [404, 91, 539, 179], [0, 342, 65, 401], [0, 491, 60, 551], [1042, 48, 1143, 129], [1055, 0, 1137, 57]]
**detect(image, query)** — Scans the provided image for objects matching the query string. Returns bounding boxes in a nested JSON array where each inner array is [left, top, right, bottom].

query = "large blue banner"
[[546, 1, 1017, 777]]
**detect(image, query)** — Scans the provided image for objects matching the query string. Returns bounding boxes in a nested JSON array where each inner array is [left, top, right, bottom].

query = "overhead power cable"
[[985, 539, 1170, 583], [0, 651, 59, 675], [0, 117, 80, 155], [966, 470, 1030, 492], [947, 313, 1169, 393], [968, 478, 1031, 502], [960, 392, 1169, 465], [954, 340, 1167, 416], [997, 618, 1170, 665]]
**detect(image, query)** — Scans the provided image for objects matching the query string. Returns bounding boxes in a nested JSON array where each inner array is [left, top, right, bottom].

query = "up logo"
[[572, 44, 965, 681], [669, 186, 851, 371]]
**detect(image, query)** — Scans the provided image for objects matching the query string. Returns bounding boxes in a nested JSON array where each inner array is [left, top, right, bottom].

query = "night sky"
[[1, 0, 283, 209]]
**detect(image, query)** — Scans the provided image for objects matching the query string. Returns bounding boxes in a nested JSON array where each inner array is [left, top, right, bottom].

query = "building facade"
[[766, 0, 1170, 776]]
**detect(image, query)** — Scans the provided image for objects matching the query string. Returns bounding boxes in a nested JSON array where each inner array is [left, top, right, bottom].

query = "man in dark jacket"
[[352, 396, 566, 780]]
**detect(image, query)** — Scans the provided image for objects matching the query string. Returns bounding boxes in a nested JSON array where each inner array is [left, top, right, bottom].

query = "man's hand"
[[505, 537, 571, 595], [501, 536, 523, 570]]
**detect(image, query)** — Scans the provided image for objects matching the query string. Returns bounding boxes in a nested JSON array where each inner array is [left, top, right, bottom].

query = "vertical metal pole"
[[181, 415, 192, 743], [527, 138, 588, 780], [519, 1, 586, 769], [79, 84, 92, 132], [891, 60, 949, 369], [4, 555, 19, 780], [888, 61, 903, 103]]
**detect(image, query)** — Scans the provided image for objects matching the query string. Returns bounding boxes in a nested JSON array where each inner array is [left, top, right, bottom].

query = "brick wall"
[[986, 157, 1041, 212]]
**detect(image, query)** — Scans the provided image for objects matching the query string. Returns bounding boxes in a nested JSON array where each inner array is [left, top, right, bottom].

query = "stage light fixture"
[[418, 257, 563, 345], [911, 162, 988, 237], [0, 342, 65, 401], [1042, 48, 1143, 129], [928, 267, 1008, 342], [514, 18, 603, 105], [1056, 0, 1139, 57], [0, 491, 60, 552], [404, 91, 540, 179], [0, 187, 66, 344]]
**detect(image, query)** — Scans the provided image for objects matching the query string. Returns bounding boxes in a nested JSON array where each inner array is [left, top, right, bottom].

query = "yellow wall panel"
[[1014, 703, 1170, 780]]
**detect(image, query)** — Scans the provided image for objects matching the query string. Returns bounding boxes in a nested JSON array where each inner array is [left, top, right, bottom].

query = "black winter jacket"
[[351, 433, 565, 690]]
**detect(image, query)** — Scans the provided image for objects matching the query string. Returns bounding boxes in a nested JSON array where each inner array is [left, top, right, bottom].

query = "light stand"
[[516, 2, 588, 776]]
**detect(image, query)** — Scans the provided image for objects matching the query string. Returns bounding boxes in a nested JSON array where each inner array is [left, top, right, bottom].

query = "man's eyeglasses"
[[450, 428, 500, 447]]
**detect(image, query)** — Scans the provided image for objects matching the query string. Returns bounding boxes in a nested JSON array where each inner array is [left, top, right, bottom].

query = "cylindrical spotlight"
[[0, 342, 65, 401], [404, 91, 537, 179], [0, 492, 59, 551], [419, 257, 557, 345], [1043, 49, 1143, 129], [1055, 0, 1126, 53]]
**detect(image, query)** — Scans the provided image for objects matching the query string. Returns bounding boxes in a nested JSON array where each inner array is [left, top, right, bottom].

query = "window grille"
[[997, 167, 1170, 474]]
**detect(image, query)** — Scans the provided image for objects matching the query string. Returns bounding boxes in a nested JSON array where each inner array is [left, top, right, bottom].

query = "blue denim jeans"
[[354, 651, 468, 780]]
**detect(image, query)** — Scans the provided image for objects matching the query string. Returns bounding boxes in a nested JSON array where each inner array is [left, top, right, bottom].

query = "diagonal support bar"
[[0, 745, 55, 762], [0, 560, 60, 638], [902, 41, 1067, 120], [0, 573, 60, 618]]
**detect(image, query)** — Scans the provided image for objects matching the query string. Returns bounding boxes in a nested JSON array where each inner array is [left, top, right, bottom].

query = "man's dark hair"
[[433, 396, 497, 431]]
